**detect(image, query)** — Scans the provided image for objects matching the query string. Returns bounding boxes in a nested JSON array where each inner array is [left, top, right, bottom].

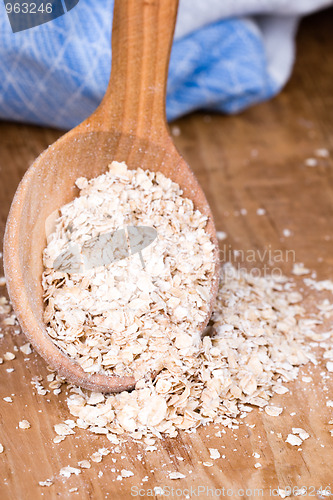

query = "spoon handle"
[[94, 0, 179, 142]]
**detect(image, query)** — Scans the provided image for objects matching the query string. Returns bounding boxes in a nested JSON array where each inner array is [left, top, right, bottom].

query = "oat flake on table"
[[42, 161, 216, 379]]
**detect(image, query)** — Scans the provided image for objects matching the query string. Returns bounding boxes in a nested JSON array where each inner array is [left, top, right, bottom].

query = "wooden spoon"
[[4, 0, 220, 393]]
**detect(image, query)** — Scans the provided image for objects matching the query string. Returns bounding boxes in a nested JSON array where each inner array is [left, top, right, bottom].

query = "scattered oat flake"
[[146, 445, 157, 452], [292, 263, 310, 276], [0, 444, 4, 453], [286, 434, 302, 446], [121, 469, 134, 478], [278, 488, 291, 498], [20, 343, 32, 355], [326, 401, 333, 407], [317, 489, 331, 498], [305, 158, 318, 167], [3, 315, 16, 326], [217, 231, 227, 241], [78, 460, 91, 469], [292, 428, 309, 440], [315, 148, 329, 158], [209, 448, 220, 460], [294, 487, 307, 496], [59, 466, 81, 478], [273, 385, 289, 395], [106, 434, 120, 445], [326, 361, 333, 372], [90, 452, 102, 463], [171, 126, 181, 137], [169, 472, 186, 479], [39, 479, 53, 487], [254, 463, 262, 468], [19, 420, 31, 429], [265, 406, 283, 417], [4, 352, 15, 361], [98, 447, 110, 456], [3, 397, 12, 403], [53, 436, 66, 444], [203, 462, 213, 467], [54, 423, 74, 436], [252, 452, 260, 459]]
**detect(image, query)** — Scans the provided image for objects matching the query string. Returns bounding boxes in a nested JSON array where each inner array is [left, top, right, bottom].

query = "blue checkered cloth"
[[0, 0, 330, 129]]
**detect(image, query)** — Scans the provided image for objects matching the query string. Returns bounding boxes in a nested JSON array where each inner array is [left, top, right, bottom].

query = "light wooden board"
[[0, 8, 333, 500]]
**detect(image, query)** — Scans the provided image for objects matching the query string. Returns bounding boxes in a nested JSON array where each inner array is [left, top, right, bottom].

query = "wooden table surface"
[[1, 8, 333, 500]]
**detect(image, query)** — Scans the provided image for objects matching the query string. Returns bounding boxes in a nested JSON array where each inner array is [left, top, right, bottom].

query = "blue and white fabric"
[[0, 0, 331, 129]]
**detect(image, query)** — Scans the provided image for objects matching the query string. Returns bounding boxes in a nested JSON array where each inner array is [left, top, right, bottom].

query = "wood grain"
[[1, 7, 333, 500]]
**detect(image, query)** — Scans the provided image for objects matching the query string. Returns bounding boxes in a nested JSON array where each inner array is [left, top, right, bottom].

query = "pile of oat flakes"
[[42, 162, 216, 379]]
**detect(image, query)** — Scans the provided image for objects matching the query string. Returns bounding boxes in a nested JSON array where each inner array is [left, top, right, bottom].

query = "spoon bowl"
[[4, 0, 220, 392]]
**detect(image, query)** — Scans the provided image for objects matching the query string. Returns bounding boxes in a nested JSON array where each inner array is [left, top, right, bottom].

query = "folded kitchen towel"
[[0, 0, 331, 129]]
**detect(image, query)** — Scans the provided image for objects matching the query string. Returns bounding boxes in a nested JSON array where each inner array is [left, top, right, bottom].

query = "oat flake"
[[265, 406, 283, 417], [169, 472, 186, 479], [39, 479, 53, 487], [19, 420, 31, 430], [285, 434, 302, 446], [209, 448, 220, 460], [42, 162, 216, 380]]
